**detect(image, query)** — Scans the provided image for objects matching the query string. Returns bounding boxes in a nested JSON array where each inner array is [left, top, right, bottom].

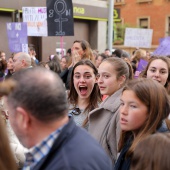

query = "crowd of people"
[[0, 40, 170, 170]]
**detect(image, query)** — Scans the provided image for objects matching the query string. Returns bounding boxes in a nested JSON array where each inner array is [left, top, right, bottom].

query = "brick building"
[[114, 0, 170, 48]]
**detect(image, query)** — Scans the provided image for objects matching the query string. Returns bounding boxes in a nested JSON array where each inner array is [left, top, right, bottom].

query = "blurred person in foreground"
[[3, 67, 113, 170], [0, 108, 17, 170], [131, 133, 170, 170]]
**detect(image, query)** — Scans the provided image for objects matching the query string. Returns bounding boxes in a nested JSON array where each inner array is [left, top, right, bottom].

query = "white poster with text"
[[22, 7, 47, 36], [124, 28, 153, 48]]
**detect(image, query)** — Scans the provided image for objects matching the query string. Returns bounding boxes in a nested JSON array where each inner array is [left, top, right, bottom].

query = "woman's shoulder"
[[100, 97, 122, 114]]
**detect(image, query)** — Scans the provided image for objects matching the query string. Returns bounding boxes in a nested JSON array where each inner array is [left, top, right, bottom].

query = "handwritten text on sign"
[[124, 28, 153, 48], [6, 22, 28, 53], [22, 7, 47, 36]]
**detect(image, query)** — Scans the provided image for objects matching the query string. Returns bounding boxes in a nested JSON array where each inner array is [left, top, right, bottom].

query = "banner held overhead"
[[6, 22, 28, 53], [47, 0, 74, 36]]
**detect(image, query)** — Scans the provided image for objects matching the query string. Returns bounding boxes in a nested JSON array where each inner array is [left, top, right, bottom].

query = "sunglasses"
[[71, 108, 81, 115]]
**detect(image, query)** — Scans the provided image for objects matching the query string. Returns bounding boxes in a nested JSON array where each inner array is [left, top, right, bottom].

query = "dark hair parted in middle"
[[141, 56, 170, 88], [68, 59, 101, 126]]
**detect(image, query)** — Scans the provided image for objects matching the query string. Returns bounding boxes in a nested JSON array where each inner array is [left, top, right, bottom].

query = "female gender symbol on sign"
[[54, 0, 68, 35]]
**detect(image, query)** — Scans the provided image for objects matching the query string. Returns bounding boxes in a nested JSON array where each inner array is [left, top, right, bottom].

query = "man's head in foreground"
[[5, 67, 68, 148]]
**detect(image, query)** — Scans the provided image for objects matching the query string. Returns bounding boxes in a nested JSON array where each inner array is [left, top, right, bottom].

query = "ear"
[[15, 107, 31, 130], [21, 59, 26, 66], [118, 75, 126, 86]]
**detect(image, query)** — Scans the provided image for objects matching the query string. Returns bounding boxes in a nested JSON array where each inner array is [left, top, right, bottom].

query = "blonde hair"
[[132, 49, 147, 62], [0, 117, 17, 170]]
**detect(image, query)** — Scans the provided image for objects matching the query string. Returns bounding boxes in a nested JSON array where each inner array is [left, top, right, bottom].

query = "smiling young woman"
[[141, 56, 170, 93]]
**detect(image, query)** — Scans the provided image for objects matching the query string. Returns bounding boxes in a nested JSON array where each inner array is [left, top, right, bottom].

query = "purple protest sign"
[[153, 37, 170, 56], [134, 59, 148, 78], [6, 22, 28, 53]]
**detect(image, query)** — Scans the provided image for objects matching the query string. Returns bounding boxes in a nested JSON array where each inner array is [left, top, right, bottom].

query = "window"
[[115, 0, 123, 2], [115, 0, 125, 6], [167, 16, 170, 36], [137, 0, 152, 3], [138, 18, 149, 29]]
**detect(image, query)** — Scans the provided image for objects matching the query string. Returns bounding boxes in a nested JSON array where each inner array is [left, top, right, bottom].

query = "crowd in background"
[[0, 39, 170, 170]]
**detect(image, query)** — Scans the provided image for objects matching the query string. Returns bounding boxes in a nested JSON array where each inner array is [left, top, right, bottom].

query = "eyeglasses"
[[71, 108, 81, 115]]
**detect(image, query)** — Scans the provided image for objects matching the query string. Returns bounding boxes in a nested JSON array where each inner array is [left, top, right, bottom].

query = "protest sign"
[[6, 22, 28, 53], [124, 28, 153, 48], [134, 59, 148, 78], [153, 37, 170, 56], [47, 0, 74, 36], [22, 7, 47, 36]]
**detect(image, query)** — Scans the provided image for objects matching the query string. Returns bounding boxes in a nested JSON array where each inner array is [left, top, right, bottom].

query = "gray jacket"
[[89, 88, 122, 165]]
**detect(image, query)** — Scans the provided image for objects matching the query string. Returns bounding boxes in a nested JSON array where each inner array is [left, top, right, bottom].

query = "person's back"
[[33, 118, 113, 170], [3, 67, 113, 170]]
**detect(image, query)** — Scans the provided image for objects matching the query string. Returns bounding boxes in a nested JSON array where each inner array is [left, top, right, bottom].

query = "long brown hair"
[[119, 78, 170, 156], [0, 117, 17, 170], [131, 133, 170, 170], [68, 59, 101, 127]]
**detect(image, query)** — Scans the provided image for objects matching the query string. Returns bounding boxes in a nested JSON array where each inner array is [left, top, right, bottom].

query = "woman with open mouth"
[[68, 59, 101, 129], [88, 57, 133, 165]]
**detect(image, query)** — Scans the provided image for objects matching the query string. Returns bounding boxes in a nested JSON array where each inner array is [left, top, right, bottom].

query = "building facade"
[[114, 0, 170, 50], [0, 0, 108, 61]]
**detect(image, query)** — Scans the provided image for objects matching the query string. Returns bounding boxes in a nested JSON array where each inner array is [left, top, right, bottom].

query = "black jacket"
[[114, 121, 169, 170], [33, 118, 113, 170]]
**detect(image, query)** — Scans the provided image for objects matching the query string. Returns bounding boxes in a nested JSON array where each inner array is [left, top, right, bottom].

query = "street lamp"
[[108, 0, 114, 52]]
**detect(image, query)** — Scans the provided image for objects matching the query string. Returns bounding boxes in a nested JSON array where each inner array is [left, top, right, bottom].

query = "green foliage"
[[113, 23, 137, 45]]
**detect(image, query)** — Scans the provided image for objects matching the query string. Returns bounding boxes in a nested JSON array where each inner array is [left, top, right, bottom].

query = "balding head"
[[13, 52, 31, 72], [7, 67, 68, 122]]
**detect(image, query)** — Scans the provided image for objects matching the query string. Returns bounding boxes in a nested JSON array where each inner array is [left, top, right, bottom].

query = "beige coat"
[[0, 98, 25, 168], [88, 88, 122, 165]]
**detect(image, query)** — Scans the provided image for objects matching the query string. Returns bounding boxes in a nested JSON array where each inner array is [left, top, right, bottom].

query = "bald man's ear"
[[16, 107, 31, 130], [21, 59, 26, 67]]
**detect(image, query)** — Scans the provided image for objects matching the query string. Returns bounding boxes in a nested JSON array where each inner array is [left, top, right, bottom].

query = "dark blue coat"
[[114, 121, 169, 170], [33, 118, 113, 170]]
